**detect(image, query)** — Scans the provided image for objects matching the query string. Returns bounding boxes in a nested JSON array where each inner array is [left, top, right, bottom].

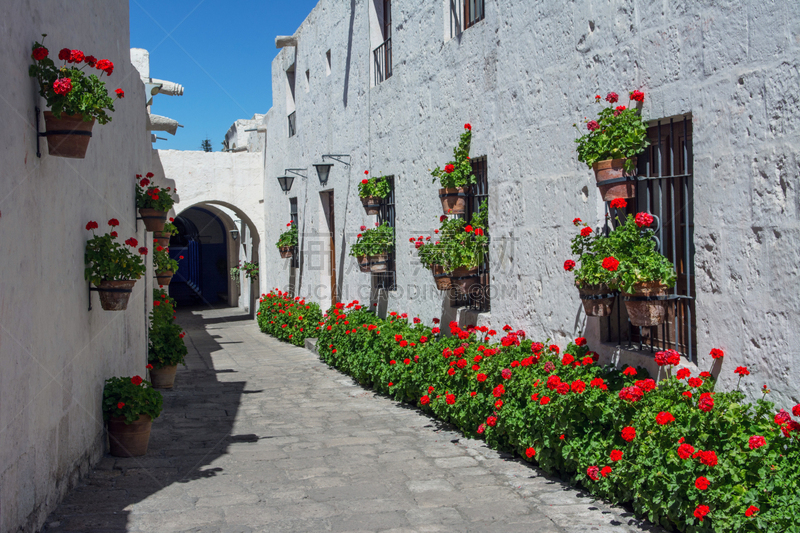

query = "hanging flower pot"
[[138, 208, 167, 232], [431, 264, 451, 290], [357, 256, 370, 273], [155, 271, 174, 286], [622, 281, 669, 327], [592, 158, 637, 201], [577, 284, 617, 317], [451, 266, 480, 293], [152, 231, 171, 248], [277, 222, 298, 257], [368, 253, 389, 273], [97, 280, 137, 311], [439, 186, 470, 215], [149, 365, 177, 389], [43, 112, 95, 158], [361, 196, 382, 215], [279, 246, 294, 259]]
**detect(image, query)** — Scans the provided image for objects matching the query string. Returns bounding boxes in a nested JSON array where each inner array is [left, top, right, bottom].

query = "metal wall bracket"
[[322, 154, 351, 167]]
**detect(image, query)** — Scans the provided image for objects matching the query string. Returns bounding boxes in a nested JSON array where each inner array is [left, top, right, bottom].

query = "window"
[[373, 0, 392, 85], [288, 112, 296, 138], [325, 50, 331, 76], [602, 116, 696, 360], [464, 0, 485, 29], [375, 175, 396, 291], [452, 156, 490, 312], [290, 197, 299, 268], [286, 65, 296, 137]]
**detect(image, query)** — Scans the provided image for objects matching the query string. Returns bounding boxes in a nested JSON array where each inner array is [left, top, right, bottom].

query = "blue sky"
[[130, 0, 318, 151]]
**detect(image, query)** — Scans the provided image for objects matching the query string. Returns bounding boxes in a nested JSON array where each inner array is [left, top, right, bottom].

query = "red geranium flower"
[[656, 411, 675, 425], [694, 505, 710, 522], [117, 402, 125, 409], [540, 396, 550, 405], [621, 426, 636, 442], [676, 368, 691, 380], [609, 198, 627, 209], [610, 450, 623, 461], [53, 78, 73, 95], [86, 221, 99, 230], [525, 447, 535, 458], [446, 394, 456, 405], [745, 506, 759, 517], [605, 92, 619, 103], [139, 247, 148, 255], [775, 410, 791, 425], [146, 364, 153, 369], [124, 237, 138, 247], [635, 212, 654, 228], [465, 225, 473, 233], [580, 226, 593, 238], [748, 435, 766, 450], [688, 377, 704, 388], [698, 395, 714, 412], [793, 404, 800, 417], [95, 59, 114, 75], [622, 366, 638, 376], [601, 466, 612, 477], [587, 120, 600, 131], [695, 476, 710, 490], [420, 395, 430, 405], [84, 55, 97, 67], [32, 46, 49, 60], [735, 366, 750, 376], [444, 164, 455, 173], [486, 416, 497, 427], [131, 376, 143, 386], [563, 260, 576, 271], [601, 256, 620, 271], [630, 90, 645, 102], [115, 88, 125, 98], [464, 123, 472, 131], [58, 48, 70, 61], [710, 348, 724, 359], [110, 231, 118, 238], [573, 217, 582, 226], [586, 466, 600, 480]]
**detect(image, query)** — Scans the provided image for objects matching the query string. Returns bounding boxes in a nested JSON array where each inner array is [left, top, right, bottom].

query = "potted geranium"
[[230, 260, 259, 286], [574, 91, 649, 200], [147, 289, 187, 389], [153, 218, 178, 249], [277, 221, 298, 258], [349, 222, 394, 273], [359, 171, 391, 215], [437, 201, 488, 292], [103, 375, 163, 457], [565, 216, 619, 316], [135, 173, 176, 232], [153, 245, 179, 285], [416, 239, 451, 290], [85, 219, 147, 310], [431, 124, 476, 214], [29, 36, 123, 158], [602, 212, 677, 326]]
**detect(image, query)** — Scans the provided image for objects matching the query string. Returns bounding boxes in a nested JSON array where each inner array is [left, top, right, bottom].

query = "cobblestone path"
[[43, 307, 659, 533]]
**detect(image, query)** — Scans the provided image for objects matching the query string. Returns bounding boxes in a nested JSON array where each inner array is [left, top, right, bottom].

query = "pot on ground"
[[368, 254, 389, 273], [357, 256, 371, 273], [622, 281, 669, 327], [450, 266, 480, 293], [279, 247, 294, 259], [578, 284, 617, 317], [96, 280, 136, 311], [156, 271, 174, 286], [138, 208, 167, 232], [153, 231, 171, 248], [361, 196, 382, 216], [107, 414, 152, 457], [149, 365, 177, 389], [43, 112, 95, 158], [431, 264, 451, 291], [439, 186, 470, 215], [592, 158, 637, 201]]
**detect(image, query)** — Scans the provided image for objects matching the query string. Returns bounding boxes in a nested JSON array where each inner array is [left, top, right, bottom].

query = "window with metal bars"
[[602, 115, 696, 360], [373, 0, 392, 85], [290, 197, 299, 268], [375, 176, 396, 290], [288, 112, 296, 138], [464, 0, 485, 29], [452, 156, 490, 312]]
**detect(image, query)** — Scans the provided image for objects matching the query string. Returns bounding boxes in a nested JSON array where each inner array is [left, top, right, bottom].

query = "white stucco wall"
[[0, 3, 153, 531], [257, 0, 800, 408], [156, 150, 266, 309]]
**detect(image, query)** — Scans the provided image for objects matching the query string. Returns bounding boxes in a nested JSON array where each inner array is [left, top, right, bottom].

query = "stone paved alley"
[[43, 308, 660, 533]]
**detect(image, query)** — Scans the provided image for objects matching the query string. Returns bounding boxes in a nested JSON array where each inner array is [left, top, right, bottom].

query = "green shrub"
[[102, 376, 163, 424], [148, 288, 187, 369], [256, 290, 323, 346]]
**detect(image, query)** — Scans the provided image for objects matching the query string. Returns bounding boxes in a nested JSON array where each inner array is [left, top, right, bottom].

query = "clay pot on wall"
[[153, 231, 171, 248], [439, 186, 470, 215], [155, 271, 174, 286], [431, 265, 451, 291], [43, 112, 94, 158], [138, 208, 167, 232], [149, 365, 177, 389], [96, 280, 136, 311], [578, 284, 617, 317], [450, 266, 479, 293], [592, 158, 637, 201], [357, 256, 371, 273], [279, 247, 293, 259], [368, 254, 389, 273], [107, 415, 152, 457], [622, 281, 669, 327], [361, 196, 382, 216]]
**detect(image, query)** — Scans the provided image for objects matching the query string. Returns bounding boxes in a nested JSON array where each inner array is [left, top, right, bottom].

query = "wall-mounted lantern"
[[313, 163, 333, 185], [277, 175, 295, 193]]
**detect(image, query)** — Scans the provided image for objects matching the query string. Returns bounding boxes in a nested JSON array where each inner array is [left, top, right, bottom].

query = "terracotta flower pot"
[[107, 414, 152, 457], [592, 158, 637, 201], [450, 266, 480, 293], [138, 208, 167, 232], [156, 271, 174, 286], [279, 246, 293, 259], [96, 280, 136, 311], [357, 256, 371, 273], [577, 284, 617, 317], [153, 231, 171, 248], [361, 196, 382, 215], [43, 112, 94, 158], [149, 365, 177, 389], [439, 186, 470, 215], [431, 265, 452, 291], [368, 253, 389, 273], [623, 281, 669, 327]]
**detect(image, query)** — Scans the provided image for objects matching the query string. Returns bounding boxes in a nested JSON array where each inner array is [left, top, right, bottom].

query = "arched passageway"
[[169, 203, 260, 314]]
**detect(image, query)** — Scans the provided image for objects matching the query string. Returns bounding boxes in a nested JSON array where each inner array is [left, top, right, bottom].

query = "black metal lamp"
[[313, 163, 333, 185], [277, 175, 295, 193]]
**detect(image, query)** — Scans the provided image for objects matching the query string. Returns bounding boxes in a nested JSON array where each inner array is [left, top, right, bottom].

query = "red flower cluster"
[[695, 476, 710, 490], [693, 505, 710, 522], [131, 375, 143, 386], [609, 450, 623, 461], [656, 411, 675, 425], [621, 426, 636, 442], [698, 393, 714, 412], [710, 348, 724, 359], [735, 366, 750, 376], [53, 77, 72, 95], [655, 349, 680, 367], [563, 259, 576, 271], [677, 443, 695, 459], [580, 227, 592, 237], [587, 465, 600, 480], [587, 120, 600, 132], [619, 386, 644, 403], [634, 212, 654, 228], [748, 435, 766, 450], [605, 92, 619, 103], [609, 198, 627, 209], [601, 256, 619, 271], [33, 46, 49, 60], [630, 90, 645, 102], [444, 164, 455, 173]]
